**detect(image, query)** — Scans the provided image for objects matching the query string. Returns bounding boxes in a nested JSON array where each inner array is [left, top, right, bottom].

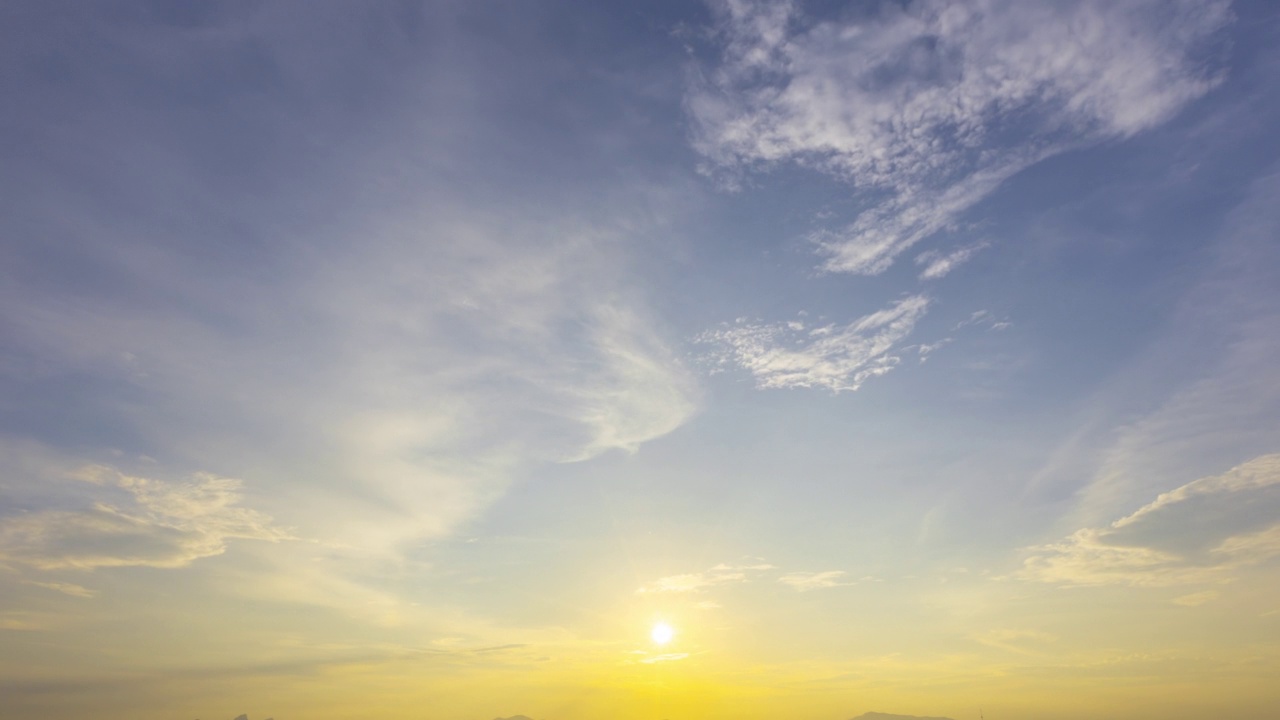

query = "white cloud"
[[0, 466, 290, 571], [637, 562, 775, 594], [778, 570, 853, 591], [697, 295, 929, 392], [916, 242, 988, 280], [689, 0, 1231, 273], [1022, 454, 1280, 587]]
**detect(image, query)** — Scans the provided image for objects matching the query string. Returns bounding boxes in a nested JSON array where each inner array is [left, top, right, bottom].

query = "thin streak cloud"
[[1022, 454, 1280, 587]]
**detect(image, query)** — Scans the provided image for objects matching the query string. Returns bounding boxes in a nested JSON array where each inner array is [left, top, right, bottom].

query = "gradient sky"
[[2, 2, 1280, 719]]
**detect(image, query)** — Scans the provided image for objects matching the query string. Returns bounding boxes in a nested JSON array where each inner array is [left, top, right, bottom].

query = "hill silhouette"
[[851, 713, 957, 720]]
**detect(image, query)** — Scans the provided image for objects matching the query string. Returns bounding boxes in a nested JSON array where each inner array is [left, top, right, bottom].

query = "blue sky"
[[2, 2, 1280, 719]]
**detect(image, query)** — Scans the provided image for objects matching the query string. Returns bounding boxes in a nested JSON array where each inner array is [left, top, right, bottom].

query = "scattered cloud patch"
[[688, 0, 1231, 273], [954, 310, 1010, 332], [0, 466, 290, 571], [1022, 455, 1280, 586], [907, 339, 952, 364], [698, 295, 929, 392], [778, 570, 853, 591]]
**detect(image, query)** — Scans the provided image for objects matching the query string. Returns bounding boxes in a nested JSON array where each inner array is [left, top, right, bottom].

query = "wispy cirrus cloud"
[[1046, 171, 1280, 523], [1022, 454, 1280, 587], [638, 562, 856, 595], [970, 628, 1058, 656], [688, 0, 1232, 274], [916, 242, 988, 280], [21, 581, 98, 598], [1172, 590, 1219, 607], [778, 570, 853, 591], [637, 562, 775, 594], [697, 295, 929, 392]]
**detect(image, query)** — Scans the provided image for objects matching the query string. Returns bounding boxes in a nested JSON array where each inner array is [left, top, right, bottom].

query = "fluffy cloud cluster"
[[698, 294, 929, 392], [1023, 454, 1280, 587], [688, 0, 1231, 274], [0, 466, 289, 571]]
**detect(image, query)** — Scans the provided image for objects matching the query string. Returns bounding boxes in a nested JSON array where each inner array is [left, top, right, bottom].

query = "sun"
[[650, 621, 675, 646]]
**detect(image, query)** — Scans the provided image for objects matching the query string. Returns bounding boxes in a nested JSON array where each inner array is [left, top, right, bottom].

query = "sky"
[[2, 1, 1280, 719]]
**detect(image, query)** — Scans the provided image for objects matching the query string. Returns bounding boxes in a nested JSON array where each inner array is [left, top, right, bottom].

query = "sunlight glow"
[[651, 622, 675, 646]]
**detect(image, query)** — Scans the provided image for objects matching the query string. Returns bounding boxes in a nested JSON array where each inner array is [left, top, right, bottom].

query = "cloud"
[[688, 0, 1231, 273], [697, 295, 929, 392], [1172, 590, 1219, 607], [916, 242, 988, 280], [639, 562, 858, 596], [557, 304, 699, 462], [778, 570, 852, 591], [21, 581, 97, 598], [0, 611, 64, 632], [639, 573, 735, 593], [1022, 454, 1280, 587], [910, 339, 951, 364], [970, 628, 1057, 656], [0, 466, 290, 571], [637, 562, 775, 594]]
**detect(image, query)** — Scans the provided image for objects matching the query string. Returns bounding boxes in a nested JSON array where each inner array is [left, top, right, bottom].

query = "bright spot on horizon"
[[650, 622, 675, 646]]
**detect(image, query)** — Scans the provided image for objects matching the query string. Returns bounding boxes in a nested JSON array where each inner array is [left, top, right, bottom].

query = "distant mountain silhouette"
[[851, 713, 957, 720]]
